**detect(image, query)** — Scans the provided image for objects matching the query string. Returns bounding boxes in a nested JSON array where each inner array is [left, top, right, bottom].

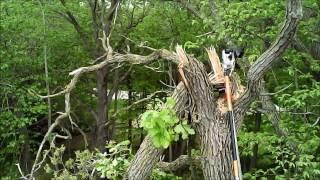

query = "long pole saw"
[[222, 49, 243, 180]]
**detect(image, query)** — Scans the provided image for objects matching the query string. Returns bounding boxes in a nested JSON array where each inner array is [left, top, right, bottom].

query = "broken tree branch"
[[111, 90, 169, 119]]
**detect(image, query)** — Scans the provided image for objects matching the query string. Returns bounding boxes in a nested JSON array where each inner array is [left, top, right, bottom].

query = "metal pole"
[[224, 75, 242, 180]]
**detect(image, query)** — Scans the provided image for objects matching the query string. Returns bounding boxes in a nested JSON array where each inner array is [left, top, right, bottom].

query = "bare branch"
[[107, 65, 133, 104], [111, 90, 169, 119], [313, 117, 320, 126], [16, 163, 26, 179], [234, 0, 303, 127], [260, 83, 293, 96], [29, 120, 64, 179], [55, 134, 71, 139]]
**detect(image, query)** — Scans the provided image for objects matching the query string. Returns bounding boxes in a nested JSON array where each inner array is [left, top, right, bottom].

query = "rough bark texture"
[[126, 0, 302, 179], [126, 135, 164, 179], [176, 47, 241, 179], [156, 155, 201, 171], [126, 83, 188, 179], [96, 67, 109, 150], [94, 0, 119, 151]]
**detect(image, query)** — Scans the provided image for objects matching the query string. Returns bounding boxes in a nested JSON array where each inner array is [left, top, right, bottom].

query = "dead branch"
[[111, 90, 169, 119], [313, 117, 320, 126], [29, 126, 63, 179], [260, 83, 293, 96], [28, 45, 179, 179]]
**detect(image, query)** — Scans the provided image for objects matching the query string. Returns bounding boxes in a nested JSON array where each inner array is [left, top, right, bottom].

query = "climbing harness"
[[222, 49, 242, 180]]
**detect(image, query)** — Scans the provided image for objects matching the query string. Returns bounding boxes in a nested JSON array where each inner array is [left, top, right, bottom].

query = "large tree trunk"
[[196, 118, 233, 179], [91, 0, 119, 151], [126, 136, 164, 179], [176, 48, 243, 179], [96, 67, 108, 151], [126, 83, 189, 179], [126, 0, 302, 179]]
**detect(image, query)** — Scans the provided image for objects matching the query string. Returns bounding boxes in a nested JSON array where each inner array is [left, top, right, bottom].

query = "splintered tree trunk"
[[175, 46, 238, 179], [126, 0, 302, 179]]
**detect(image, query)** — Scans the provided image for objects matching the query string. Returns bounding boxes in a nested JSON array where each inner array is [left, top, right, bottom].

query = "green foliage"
[[0, 85, 47, 177], [278, 83, 320, 109], [240, 114, 320, 179], [152, 168, 182, 180], [44, 141, 181, 179], [141, 97, 195, 148], [242, 136, 320, 179], [45, 141, 132, 179], [95, 140, 132, 179], [1, 0, 320, 178]]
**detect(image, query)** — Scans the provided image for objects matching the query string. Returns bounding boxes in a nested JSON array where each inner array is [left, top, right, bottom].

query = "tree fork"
[[126, 0, 302, 179]]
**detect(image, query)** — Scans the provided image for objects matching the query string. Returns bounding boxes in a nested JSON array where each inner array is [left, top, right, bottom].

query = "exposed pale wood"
[[176, 45, 190, 89], [206, 47, 224, 84]]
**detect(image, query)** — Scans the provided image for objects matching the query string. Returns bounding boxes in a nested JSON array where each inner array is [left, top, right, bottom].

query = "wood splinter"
[[206, 47, 224, 85], [176, 45, 190, 90]]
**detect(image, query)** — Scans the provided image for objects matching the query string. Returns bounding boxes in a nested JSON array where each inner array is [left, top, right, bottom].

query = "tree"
[[126, 0, 302, 179], [3, 0, 320, 179]]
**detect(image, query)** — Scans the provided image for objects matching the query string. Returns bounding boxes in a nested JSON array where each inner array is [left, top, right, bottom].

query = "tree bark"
[[126, 0, 302, 179], [126, 136, 164, 179], [96, 67, 108, 151], [176, 47, 236, 179], [93, 0, 119, 151], [126, 83, 189, 179]]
